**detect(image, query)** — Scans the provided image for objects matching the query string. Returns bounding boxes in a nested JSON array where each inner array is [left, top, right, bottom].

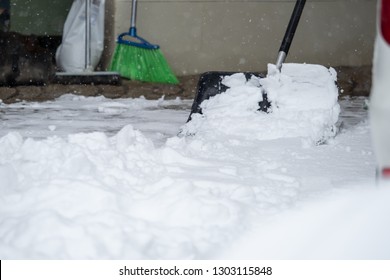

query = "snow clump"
[[182, 63, 340, 144]]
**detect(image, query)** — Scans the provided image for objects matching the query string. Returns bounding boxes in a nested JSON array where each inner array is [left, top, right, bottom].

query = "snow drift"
[[0, 64, 382, 260], [182, 63, 340, 144]]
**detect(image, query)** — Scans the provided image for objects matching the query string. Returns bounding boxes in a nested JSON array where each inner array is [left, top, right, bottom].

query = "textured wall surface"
[[5, 0, 377, 76], [111, 0, 376, 75]]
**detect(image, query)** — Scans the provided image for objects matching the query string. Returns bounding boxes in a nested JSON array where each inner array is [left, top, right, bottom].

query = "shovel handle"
[[276, 0, 306, 70]]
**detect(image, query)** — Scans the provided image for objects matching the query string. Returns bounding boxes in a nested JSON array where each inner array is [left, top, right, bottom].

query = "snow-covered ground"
[[0, 64, 388, 259]]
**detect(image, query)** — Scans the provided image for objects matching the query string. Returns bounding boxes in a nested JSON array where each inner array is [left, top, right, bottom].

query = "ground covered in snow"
[[0, 64, 388, 259]]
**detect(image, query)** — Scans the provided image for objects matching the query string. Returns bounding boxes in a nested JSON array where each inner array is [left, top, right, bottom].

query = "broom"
[[109, 0, 178, 84]]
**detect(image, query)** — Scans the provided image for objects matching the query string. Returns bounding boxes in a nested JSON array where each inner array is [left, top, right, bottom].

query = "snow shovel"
[[188, 0, 306, 120]]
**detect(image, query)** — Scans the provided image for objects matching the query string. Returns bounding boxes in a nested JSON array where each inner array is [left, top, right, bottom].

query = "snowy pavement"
[[0, 64, 388, 260]]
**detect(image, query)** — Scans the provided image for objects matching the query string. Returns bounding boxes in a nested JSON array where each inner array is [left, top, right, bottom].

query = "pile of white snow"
[[0, 63, 386, 259], [182, 63, 340, 144]]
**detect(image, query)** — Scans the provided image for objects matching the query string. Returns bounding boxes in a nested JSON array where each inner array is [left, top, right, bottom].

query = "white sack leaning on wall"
[[56, 0, 105, 73]]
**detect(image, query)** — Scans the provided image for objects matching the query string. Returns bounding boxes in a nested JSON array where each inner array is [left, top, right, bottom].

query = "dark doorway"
[[0, 0, 10, 32], [0, 0, 73, 86]]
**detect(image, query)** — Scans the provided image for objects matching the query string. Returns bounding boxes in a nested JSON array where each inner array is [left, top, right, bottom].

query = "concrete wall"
[[108, 0, 377, 76]]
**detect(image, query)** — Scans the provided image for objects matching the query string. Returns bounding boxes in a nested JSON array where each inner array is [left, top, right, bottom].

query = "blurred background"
[[2, 0, 376, 76]]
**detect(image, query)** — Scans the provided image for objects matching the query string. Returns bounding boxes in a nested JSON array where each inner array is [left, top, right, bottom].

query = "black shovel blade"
[[188, 71, 269, 121]]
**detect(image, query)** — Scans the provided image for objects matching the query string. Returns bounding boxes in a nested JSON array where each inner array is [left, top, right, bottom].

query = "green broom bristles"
[[109, 43, 179, 84]]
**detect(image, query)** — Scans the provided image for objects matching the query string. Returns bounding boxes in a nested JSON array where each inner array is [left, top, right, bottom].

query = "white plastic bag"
[[56, 0, 105, 73]]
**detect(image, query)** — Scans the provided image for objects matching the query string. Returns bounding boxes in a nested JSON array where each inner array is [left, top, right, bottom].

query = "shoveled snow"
[[0, 63, 387, 259], [182, 63, 340, 144]]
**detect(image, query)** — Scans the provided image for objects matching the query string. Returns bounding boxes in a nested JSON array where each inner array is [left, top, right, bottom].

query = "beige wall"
[[106, 0, 377, 76]]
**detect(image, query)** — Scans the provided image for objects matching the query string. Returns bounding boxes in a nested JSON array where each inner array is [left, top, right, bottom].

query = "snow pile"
[[182, 63, 340, 144], [0, 125, 257, 259], [221, 186, 390, 259], [0, 82, 380, 259]]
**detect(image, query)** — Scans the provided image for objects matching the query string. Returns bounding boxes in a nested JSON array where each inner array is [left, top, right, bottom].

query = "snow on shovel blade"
[[181, 63, 340, 145], [187, 71, 269, 121]]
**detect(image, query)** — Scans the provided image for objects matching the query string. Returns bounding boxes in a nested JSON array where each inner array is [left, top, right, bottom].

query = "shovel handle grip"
[[279, 0, 306, 57]]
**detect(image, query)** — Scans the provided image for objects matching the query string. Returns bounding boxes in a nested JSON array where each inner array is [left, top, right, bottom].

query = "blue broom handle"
[[131, 0, 137, 30], [118, 0, 159, 49]]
